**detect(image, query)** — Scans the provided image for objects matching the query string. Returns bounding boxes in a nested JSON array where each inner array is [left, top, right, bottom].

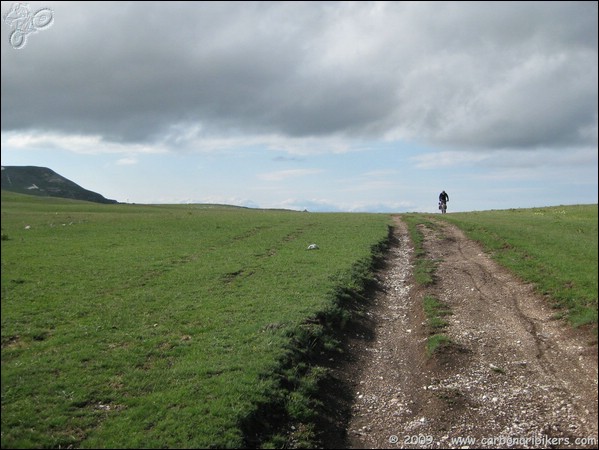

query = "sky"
[[1, 1, 597, 213]]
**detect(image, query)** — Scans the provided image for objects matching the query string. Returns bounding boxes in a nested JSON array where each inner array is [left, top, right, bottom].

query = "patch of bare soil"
[[340, 215, 597, 449]]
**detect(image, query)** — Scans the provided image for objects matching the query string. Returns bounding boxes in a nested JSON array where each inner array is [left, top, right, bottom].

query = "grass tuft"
[[423, 295, 452, 330], [426, 334, 453, 356]]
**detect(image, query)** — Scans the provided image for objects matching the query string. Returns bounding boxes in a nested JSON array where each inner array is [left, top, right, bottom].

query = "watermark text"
[[388, 434, 598, 447]]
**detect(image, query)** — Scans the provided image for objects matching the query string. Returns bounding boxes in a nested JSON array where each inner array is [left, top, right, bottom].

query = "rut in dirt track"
[[342, 215, 598, 449]]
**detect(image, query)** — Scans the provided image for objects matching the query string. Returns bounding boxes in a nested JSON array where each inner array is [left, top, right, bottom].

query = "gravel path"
[[342, 216, 597, 449]]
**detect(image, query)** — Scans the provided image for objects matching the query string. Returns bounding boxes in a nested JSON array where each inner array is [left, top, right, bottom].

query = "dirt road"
[[340, 215, 597, 449]]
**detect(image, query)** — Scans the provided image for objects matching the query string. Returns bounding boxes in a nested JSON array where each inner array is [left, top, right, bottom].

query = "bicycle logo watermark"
[[4, 2, 54, 49]]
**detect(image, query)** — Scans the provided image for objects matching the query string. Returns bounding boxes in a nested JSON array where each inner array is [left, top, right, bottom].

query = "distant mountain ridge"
[[1, 166, 118, 204]]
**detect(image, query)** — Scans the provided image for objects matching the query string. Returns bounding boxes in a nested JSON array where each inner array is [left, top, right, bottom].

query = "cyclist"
[[439, 190, 449, 213]]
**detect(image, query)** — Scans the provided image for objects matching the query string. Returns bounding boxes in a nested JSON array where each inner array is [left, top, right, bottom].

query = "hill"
[[1, 165, 117, 204]]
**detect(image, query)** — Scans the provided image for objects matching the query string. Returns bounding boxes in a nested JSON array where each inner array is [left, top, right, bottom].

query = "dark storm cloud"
[[1, 1, 597, 150]]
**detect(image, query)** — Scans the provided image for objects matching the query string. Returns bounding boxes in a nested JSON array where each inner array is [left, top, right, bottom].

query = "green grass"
[[400, 216, 453, 355], [440, 205, 598, 329], [401, 215, 439, 286], [425, 334, 453, 356], [1, 191, 391, 448], [422, 295, 454, 357], [3, 193, 597, 448], [422, 295, 452, 330]]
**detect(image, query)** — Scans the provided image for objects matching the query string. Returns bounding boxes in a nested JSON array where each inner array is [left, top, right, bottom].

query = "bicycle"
[[4, 3, 53, 49], [439, 201, 447, 214]]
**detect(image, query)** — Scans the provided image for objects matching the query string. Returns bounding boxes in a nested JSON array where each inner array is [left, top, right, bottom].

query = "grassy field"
[[1, 192, 391, 448], [439, 205, 598, 329], [2, 194, 597, 448]]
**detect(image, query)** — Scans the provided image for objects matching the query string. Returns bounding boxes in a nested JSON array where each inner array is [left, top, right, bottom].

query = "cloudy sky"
[[1, 1, 597, 212]]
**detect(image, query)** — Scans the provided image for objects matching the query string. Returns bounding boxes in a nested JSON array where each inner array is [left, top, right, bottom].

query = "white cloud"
[[2, 131, 167, 155], [116, 157, 138, 166], [412, 147, 598, 171], [412, 151, 491, 169], [2, 2, 595, 152], [360, 169, 401, 178], [276, 197, 413, 213], [257, 168, 324, 182]]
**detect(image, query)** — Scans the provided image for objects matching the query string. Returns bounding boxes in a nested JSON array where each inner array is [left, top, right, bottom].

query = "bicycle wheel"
[[33, 9, 54, 29]]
